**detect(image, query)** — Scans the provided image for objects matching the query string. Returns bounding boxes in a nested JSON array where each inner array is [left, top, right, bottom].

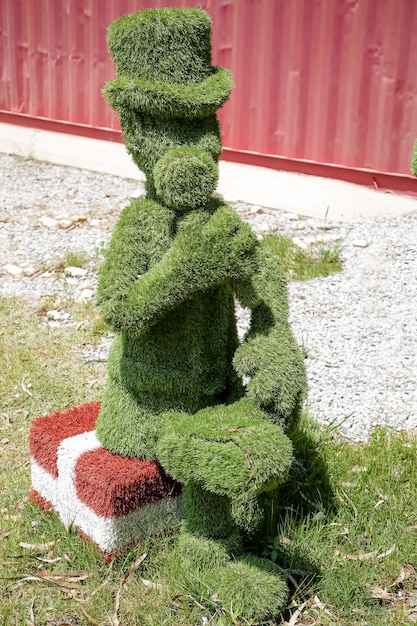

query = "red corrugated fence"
[[1, 0, 417, 193]]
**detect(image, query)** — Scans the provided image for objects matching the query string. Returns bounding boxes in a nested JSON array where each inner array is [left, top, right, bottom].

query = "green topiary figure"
[[97, 8, 307, 621]]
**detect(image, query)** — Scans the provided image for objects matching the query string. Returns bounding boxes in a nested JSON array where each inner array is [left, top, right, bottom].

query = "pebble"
[[130, 189, 144, 199], [40, 216, 58, 229], [47, 309, 71, 321], [303, 233, 341, 245], [79, 288, 94, 299], [65, 266, 88, 277], [5, 264, 24, 276], [292, 236, 309, 250], [58, 219, 73, 229], [352, 239, 369, 248]]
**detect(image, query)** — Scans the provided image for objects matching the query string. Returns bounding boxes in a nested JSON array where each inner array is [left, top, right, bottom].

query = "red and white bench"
[[29, 402, 182, 555]]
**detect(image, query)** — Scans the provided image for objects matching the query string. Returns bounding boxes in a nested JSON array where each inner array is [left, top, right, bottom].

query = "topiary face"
[[154, 146, 218, 211], [118, 110, 222, 210]]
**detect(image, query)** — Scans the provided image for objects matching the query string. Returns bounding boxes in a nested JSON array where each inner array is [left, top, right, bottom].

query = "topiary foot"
[[174, 529, 288, 622], [207, 555, 289, 622]]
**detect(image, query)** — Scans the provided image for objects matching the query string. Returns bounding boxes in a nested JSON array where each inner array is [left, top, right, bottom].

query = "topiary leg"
[[171, 484, 289, 622], [182, 483, 235, 538]]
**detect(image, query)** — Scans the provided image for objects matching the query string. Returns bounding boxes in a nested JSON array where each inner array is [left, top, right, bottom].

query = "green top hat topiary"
[[103, 7, 233, 119]]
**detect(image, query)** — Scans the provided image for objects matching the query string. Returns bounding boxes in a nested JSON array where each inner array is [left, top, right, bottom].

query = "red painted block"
[[74, 447, 180, 517], [30, 402, 101, 477]]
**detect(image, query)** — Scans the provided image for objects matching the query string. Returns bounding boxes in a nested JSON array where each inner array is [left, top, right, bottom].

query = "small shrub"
[[261, 232, 343, 281]]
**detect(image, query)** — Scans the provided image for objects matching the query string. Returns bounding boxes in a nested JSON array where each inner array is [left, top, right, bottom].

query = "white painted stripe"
[[56, 430, 101, 527], [65, 493, 183, 553], [30, 457, 58, 509]]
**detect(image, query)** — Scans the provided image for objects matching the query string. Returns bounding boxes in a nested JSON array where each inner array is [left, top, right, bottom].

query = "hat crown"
[[107, 8, 214, 85]]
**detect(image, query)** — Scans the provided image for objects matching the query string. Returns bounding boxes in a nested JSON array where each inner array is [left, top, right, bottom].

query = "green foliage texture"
[[411, 138, 417, 176], [97, 7, 307, 621]]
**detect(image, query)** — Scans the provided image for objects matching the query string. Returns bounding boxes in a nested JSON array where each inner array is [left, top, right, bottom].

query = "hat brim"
[[103, 67, 233, 119]]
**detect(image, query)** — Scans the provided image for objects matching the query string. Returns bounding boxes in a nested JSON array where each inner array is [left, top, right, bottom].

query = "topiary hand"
[[174, 203, 259, 281], [156, 398, 294, 531], [233, 331, 307, 428]]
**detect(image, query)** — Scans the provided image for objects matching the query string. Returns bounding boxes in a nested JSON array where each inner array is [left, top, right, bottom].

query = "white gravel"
[[1, 153, 416, 442]]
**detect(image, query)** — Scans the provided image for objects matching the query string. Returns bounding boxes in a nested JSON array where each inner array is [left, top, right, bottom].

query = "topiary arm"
[[96, 199, 176, 331], [233, 247, 307, 429], [98, 201, 258, 335]]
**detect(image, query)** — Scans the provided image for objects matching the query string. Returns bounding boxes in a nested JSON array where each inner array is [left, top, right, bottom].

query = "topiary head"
[[103, 8, 233, 120], [103, 7, 233, 211]]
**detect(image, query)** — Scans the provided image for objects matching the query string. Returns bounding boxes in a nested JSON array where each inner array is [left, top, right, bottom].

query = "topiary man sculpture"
[[97, 7, 307, 621]]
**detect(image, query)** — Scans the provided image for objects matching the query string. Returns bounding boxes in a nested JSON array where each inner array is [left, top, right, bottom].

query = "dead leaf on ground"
[[374, 493, 389, 509], [14, 497, 28, 511], [377, 545, 396, 559], [0, 527, 18, 539], [19, 539, 59, 551], [0, 412, 10, 428], [141, 578, 162, 589], [122, 552, 147, 582], [284, 595, 334, 625], [41, 570, 90, 583], [26, 598, 35, 626], [389, 564, 415, 588], [335, 549, 377, 561], [371, 586, 393, 601], [14, 456, 30, 469], [35, 556, 62, 564], [14, 570, 89, 590], [21, 378, 33, 397], [112, 554, 147, 626]]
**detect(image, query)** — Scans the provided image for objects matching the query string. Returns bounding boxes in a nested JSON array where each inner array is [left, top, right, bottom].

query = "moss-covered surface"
[[411, 138, 417, 176], [96, 7, 307, 621]]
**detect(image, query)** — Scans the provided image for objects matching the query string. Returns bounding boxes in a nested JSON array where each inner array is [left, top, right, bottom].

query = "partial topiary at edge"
[[68, 7, 307, 622], [411, 138, 417, 177]]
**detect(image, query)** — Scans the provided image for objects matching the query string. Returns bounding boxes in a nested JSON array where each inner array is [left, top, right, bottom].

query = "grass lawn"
[[1, 238, 416, 625]]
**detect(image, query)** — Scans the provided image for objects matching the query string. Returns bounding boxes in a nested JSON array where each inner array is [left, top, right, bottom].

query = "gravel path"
[[1, 153, 416, 442]]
